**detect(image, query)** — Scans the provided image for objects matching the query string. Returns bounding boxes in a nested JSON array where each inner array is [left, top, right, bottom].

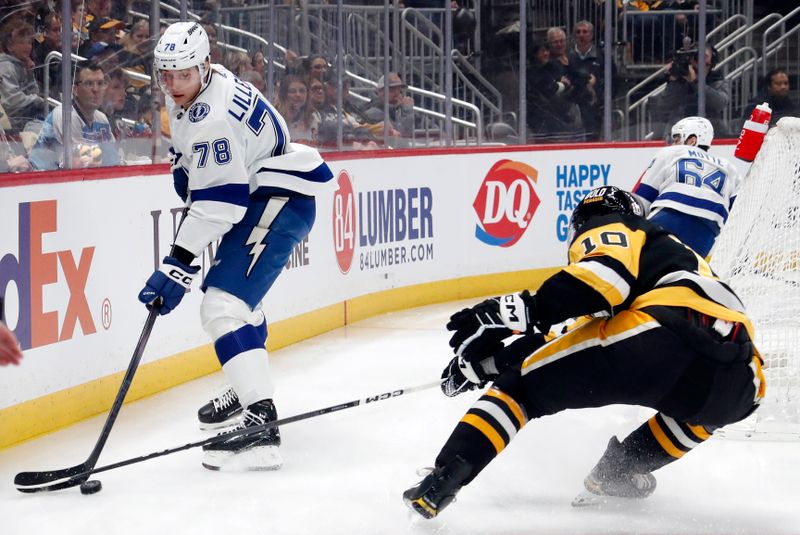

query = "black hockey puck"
[[80, 480, 102, 495]]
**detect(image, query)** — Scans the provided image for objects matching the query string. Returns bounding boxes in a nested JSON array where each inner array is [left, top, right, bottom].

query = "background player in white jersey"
[[138, 22, 333, 471], [632, 116, 741, 257]]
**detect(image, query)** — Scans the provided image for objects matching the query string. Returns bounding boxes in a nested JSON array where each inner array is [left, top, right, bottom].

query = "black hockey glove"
[[446, 291, 539, 360], [440, 331, 549, 398], [447, 298, 511, 361], [440, 356, 495, 397]]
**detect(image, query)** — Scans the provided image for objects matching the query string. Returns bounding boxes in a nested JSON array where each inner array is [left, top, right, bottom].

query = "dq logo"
[[473, 160, 540, 247], [332, 170, 356, 273], [0, 200, 97, 350]]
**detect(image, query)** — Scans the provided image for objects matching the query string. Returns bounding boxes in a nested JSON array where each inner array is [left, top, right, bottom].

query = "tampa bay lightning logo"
[[188, 102, 210, 123]]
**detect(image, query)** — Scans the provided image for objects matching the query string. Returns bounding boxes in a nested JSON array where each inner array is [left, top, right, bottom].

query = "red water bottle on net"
[[735, 102, 772, 162]]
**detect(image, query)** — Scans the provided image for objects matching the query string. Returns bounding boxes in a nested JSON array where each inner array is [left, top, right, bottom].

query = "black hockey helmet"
[[568, 186, 643, 243]]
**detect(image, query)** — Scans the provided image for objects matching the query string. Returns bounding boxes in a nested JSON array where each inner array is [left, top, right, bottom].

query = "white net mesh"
[[711, 117, 800, 439]]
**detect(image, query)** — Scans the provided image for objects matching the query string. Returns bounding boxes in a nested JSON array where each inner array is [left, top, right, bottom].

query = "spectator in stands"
[[275, 74, 319, 146], [303, 54, 329, 81], [547, 27, 570, 74], [224, 50, 253, 77], [653, 44, 729, 140], [88, 43, 124, 76], [201, 22, 224, 65], [33, 12, 63, 99], [0, 127, 33, 173], [249, 48, 269, 93], [363, 72, 415, 138], [741, 68, 799, 127], [546, 26, 594, 142], [307, 77, 326, 112], [239, 70, 267, 95], [526, 41, 583, 142], [251, 49, 266, 74], [80, 17, 126, 59], [72, 2, 92, 46], [118, 19, 152, 90], [130, 93, 154, 138], [284, 48, 303, 75], [102, 69, 137, 141], [0, 17, 45, 133], [316, 70, 378, 149], [568, 20, 616, 141], [87, 0, 113, 19], [29, 61, 120, 170]]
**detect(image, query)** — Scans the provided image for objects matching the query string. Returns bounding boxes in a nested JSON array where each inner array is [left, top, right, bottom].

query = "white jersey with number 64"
[[633, 144, 742, 232]]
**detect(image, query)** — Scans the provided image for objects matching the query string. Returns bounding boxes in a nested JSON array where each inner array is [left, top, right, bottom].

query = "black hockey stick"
[[14, 306, 160, 492], [15, 379, 442, 493]]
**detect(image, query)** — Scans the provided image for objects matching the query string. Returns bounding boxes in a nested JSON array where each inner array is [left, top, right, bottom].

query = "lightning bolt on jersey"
[[534, 213, 757, 344], [167, 64, 333, 257], [633, 144, 742, 232]]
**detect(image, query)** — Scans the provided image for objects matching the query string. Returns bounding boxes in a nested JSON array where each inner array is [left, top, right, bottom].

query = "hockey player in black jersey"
[[404, 186, 765, 519]]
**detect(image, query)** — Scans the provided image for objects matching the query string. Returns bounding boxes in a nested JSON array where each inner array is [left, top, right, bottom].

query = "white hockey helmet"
[[671, 116, 714, 148], [153, 22, 211, 93]]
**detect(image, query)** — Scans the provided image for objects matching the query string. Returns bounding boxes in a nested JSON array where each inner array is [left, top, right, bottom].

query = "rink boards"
[[0, 141, 746, 448]]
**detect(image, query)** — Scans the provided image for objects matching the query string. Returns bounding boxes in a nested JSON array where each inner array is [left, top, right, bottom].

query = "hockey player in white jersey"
[[632, 116, 741, 256], [137, 22, 333, 470]]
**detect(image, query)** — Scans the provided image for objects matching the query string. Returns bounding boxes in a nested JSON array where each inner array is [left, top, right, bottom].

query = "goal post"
[[711, 116, 800, 440]]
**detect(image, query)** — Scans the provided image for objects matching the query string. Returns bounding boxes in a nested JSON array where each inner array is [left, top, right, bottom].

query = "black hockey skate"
[[572, 437, 657, 507], [198, 386, 243, 430], [202, 399, 282, 471], [403, 456, 472, 519]]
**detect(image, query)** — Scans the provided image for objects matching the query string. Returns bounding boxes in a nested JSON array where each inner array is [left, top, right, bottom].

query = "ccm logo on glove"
[[166, 267, 194, 287]]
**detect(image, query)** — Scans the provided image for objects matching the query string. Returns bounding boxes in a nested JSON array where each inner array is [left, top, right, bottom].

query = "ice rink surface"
[[2, 299, 799, 535]]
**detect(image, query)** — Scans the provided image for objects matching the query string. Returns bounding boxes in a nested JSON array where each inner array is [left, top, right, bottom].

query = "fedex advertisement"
[[0, 200, 98, 350]]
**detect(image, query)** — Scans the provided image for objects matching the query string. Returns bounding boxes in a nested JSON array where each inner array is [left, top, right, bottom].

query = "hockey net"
[[711, 117, 800, 440]]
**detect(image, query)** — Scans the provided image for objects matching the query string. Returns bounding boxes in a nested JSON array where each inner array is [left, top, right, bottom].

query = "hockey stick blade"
[[14, 464, 90, 493], [15, 379, 442, 493]]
